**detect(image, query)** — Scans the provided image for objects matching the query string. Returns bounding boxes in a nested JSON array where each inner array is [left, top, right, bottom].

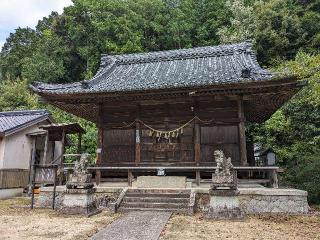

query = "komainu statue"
[[66, 153, 94, 189], [214, 150, 233, 175], [73, 153, 90, 175], [206, 150, 244, 220], [211, 150, 237, 191]]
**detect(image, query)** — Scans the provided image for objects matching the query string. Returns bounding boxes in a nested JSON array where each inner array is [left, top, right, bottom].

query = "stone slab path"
[[91, 211, 172, 240]]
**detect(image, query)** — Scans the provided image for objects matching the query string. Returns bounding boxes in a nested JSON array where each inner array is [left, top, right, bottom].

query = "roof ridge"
[[100, 41, 253, 66], [0, 109, 49, 117]]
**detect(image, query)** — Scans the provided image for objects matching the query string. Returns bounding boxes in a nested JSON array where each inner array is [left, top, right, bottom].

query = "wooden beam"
[[238, 97, 248, 166]]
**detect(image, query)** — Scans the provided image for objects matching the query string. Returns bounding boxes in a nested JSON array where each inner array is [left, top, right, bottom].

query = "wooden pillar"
[[59, 129, 66, 185], [270, 169, 279, 188], [77, 133, 82, 154], [128, 169, 133, 187], [196, 170, 200, 186], [194, 101, 201, 165], [42, 133, 49, 164], [238, 97, 248, 166], [28, 138, 36, 194], [194, 120, 201, 165], [95, 127, 103, 185], [95, 104, 104, 185], [60, 130, 66, 165], [135, 121, 141, 164]]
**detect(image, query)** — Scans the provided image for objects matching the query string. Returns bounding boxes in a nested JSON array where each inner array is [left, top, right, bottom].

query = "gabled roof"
[[31, 41, 273, 95], [0, 110, 50, 137]]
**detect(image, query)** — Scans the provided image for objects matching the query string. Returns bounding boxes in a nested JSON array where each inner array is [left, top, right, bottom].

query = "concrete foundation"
[[0, 188, 23, 199], [35, 184, 309, 215], [197, 188, 309, 214]]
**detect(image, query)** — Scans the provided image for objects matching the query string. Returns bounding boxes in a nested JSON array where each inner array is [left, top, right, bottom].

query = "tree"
[[21, 30, 69, 83], [0, 27, 38, 79], [251, 52, 320, 203], [217, 0, 255, 44], [0, 79, 38, 111]]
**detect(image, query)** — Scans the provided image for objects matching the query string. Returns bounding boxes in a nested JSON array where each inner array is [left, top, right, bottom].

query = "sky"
[[0, 0, 73, 48]]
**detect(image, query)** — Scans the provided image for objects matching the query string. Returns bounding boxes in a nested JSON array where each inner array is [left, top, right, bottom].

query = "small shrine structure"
[[31, 41, 301, 184]]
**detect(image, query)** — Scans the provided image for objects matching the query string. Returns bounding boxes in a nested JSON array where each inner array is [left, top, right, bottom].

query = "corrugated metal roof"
[[0, 110, 50, 136], [31, 41, 273, 95]]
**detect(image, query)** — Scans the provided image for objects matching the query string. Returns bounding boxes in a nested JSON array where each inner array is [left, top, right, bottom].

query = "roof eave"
[[3, 115, 51, 137], [33, 75, 300, 102]]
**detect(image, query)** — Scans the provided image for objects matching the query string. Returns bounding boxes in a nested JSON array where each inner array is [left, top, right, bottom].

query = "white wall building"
[[0, 110, 61, 189]]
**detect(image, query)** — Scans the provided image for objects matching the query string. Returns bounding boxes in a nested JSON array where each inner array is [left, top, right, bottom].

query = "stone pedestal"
[[205, 190, 244, 220], [60, 188, 101, 217], [66, 174, 94, 189]]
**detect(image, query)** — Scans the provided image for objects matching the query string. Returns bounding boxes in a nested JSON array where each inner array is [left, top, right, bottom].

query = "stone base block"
[[205, 195, 245, 220], [59, 188, 101, 217], [136, 176, 186, 188]]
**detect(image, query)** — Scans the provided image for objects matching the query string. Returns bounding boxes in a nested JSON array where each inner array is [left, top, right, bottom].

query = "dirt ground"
[[1, 198, 319, 240], [0, 198, 119, 240], [160, 213, 320, 240]]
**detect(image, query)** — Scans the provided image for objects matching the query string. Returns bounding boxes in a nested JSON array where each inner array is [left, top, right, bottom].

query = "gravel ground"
[[0, 198, 119, 240], [1, 198, 319, 240], [160, 213, 320, 240]]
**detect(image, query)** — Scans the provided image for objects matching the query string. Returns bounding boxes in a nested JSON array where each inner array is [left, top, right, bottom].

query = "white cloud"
[[0, 0, 73, 48]]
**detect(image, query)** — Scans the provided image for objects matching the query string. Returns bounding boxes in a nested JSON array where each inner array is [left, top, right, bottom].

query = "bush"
[[283, 150, 320, 204]]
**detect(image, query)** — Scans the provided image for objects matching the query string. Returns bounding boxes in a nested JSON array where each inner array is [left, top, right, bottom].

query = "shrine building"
[[31, 41, 301, 184]]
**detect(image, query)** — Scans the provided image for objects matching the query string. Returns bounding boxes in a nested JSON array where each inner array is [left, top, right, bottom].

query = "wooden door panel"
[[200, 125, 239, 165], [103, 129, 135, 163]]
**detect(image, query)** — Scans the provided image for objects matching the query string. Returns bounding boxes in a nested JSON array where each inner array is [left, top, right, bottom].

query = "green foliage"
[[284, 151, 320, 204], [217, 0, 255, 44], [21, 30, 68, 83], [0, 27, 38, 79], [0, 79, 38, 111], [251, 52, 320, 203], [218, 0, 320, 66]]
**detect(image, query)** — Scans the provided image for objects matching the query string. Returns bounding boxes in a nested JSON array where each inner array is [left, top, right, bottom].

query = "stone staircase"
[[117, 189, 195, 214]]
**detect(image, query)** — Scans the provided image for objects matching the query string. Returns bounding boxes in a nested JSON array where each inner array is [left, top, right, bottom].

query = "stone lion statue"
[[214, 150, 233, 175], [73, 153, 90, 176]]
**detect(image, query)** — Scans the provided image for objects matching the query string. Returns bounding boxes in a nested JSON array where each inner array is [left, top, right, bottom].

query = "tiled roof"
[[0, 110, 50, 136], [31, 41, 273, 95]]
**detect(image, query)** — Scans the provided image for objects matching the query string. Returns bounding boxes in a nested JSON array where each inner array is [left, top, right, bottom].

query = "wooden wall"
[[0, 169, 29, 188], [100, 99, 244, 166]]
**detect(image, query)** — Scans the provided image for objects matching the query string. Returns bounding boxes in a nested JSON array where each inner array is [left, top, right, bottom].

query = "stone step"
[[126, 193, 190, 198], [118, 207, 189, 213], [121, 202, 188, 209], [127, 189, 191, 194], [123, 196, 189, 204]]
